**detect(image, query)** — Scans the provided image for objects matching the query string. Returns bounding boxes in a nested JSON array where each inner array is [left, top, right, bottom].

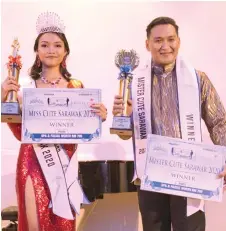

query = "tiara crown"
[[36, 12, 65, 34]]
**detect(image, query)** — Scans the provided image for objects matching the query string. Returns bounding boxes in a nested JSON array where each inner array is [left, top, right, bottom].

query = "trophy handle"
[[119, 78, 130, 116], [6, 91, 17, 102], [5, 65, 20, 102]]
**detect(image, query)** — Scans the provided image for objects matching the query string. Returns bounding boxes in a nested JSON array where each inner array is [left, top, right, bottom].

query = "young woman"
[[1, 12, 107, 231]]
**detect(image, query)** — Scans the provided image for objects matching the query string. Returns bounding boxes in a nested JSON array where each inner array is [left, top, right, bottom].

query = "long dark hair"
[[29, 32, 71, 81]]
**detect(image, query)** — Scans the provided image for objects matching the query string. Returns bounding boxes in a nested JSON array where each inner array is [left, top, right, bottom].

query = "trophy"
[[1, 38, 22, 123], [110, 49, 139, 136]]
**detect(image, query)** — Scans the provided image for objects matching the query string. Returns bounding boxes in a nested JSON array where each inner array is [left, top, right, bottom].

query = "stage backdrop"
[[1, 1, 226, 231]]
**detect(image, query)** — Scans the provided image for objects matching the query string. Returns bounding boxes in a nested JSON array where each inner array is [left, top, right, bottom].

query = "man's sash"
[[132, 56, 203, 215]]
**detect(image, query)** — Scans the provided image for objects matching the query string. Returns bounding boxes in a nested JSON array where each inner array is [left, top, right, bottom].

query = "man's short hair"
[[146, 17, 179, 38]]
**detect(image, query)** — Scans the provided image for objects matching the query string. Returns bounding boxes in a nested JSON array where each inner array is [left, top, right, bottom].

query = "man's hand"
[[112, 95, 132, 116], [112, 95, 133, 140]]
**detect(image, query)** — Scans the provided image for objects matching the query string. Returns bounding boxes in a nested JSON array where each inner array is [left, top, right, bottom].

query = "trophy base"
[[1, 114, 21, 123], [110, 128, 132, 136], [1, 102, 21, 123], [110, 116, 132, 136]]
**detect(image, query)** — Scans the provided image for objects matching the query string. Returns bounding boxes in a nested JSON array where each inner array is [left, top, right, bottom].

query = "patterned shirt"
[[151, 62, 226, 146]]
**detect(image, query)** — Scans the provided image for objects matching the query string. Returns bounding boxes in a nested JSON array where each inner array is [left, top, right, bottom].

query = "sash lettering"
[[33, 144, 89, 219]]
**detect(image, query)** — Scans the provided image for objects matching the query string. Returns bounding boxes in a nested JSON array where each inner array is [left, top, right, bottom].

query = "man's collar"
[[151, 60, 176, 78]]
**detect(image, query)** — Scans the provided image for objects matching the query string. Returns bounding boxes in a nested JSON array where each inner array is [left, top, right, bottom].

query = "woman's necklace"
[[40, 73, 62, 87]]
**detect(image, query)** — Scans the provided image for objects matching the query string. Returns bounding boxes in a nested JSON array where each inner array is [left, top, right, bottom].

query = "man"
[[112, 17, 226, 231]]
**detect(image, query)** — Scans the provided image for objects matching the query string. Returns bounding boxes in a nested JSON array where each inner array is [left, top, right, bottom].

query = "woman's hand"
[[218, 165, 226, 192], [90, 103, 107, 122], [1, 75, 20, 102]]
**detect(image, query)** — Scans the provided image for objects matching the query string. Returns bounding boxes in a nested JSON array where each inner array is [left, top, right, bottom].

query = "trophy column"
[[1, 38, 22, 123], [110, 49, 139, 136]]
